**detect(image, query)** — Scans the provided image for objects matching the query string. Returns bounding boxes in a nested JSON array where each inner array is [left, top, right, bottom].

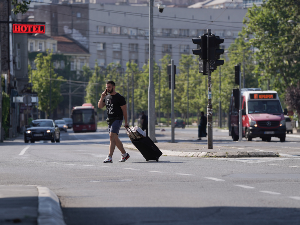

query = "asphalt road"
[[0, 128, 300, 225]]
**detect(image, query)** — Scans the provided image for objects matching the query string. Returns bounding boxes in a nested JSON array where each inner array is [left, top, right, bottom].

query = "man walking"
[[140, 111, 148, 136], [198, 111, 207, 140], [98, 81, 130, 163]]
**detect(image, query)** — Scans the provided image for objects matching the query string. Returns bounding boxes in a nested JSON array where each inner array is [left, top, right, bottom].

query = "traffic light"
[[192, 35, 208, 74], [208, 35, 224, 71], [233, 88, 240, 109], [235, 64, 240, 85], [167, 64, 176, 89], [192, 35, 207, 60]]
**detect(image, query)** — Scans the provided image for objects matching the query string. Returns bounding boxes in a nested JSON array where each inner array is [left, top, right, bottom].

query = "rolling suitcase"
[[126, 127, 162, 162]]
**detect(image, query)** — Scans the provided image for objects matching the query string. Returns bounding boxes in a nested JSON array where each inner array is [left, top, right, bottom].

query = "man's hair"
[[201, 111, 204, 115], [107, 81, 115, 86]]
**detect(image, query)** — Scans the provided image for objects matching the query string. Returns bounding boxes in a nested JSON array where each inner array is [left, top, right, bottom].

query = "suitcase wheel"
[[146, 159, 149, 161], [156, 158, 159, 162]]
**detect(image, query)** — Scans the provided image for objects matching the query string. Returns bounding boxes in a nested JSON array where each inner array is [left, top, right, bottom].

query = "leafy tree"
[[11, 0, 31, 14], [30, 53, 63, 118]]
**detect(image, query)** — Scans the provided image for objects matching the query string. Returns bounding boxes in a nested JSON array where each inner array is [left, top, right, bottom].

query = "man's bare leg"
[[115, 135, 126, 154], [109, 132, 118, 157]]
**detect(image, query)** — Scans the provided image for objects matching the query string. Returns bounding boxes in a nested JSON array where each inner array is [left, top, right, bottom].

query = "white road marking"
[[289, 166, 299, 168], [235, 185, 255, 189], [19, 146, 30, 156], [176, 173, 192, 176], [268, 164, 279, 166], [65, 164, 76, 166], [124, 168, 140, 171], [204, 177, 225, 182], [289, 196, 300, 201], [83, 165, 95, 167], [260, 191, 281, 195], [149, 171, 163, 173], [101, 166, 109, 168]]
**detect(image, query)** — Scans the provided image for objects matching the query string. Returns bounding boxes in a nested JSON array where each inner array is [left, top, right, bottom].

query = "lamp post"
[[148, 0, 156, 142]]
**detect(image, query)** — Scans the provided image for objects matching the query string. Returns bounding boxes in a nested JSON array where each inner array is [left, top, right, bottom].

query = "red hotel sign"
[[13, 24, 45, 34]]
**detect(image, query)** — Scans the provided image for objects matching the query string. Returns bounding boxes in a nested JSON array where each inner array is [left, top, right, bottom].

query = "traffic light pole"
[[207, 29, 213, 149], [239, 64, 242, 141], [171, 59, 175, 143]]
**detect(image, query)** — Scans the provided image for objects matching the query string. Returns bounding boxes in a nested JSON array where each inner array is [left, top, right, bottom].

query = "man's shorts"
[[108, 120, 123, 135]]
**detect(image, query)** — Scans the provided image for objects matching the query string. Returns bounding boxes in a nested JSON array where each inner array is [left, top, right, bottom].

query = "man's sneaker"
[[119, 153, 130, 162], [103, 156, 113, 163]]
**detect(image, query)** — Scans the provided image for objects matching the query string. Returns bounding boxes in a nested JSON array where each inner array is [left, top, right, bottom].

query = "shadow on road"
[[61, 206, 300, 225]]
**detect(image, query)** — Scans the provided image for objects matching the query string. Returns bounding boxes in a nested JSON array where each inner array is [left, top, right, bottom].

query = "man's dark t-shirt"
[[141, 114, 148, 129], [104, 93, 126, 119]]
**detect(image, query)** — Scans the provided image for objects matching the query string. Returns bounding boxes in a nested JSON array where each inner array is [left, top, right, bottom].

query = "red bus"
[[72, 103, 97, 132]]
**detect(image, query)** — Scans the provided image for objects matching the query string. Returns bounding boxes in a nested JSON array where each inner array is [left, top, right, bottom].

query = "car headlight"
[[26, 130, 31, 134], [63, 125, 67, 128], [47, 130, 51, 133], [280, 120, 286, 126], [249, 118, 257, 127]]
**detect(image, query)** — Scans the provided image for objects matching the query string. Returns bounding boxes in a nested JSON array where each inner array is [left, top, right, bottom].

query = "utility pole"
[[0, 42, 2, 142], [49, 58, 52, 119], [131, 69, 134, 127], [243, 50, 245, 88], [187, 64, 189, 127], [158, 66, 161, 124], [148, 0, 156, 142], [127, 70, 129, 124], [219, 67, 222, 128], [207, 29, 213, 149], [69, 76, 71, 117], [238, 63, 242, 141], [171, 59, 175, 143]]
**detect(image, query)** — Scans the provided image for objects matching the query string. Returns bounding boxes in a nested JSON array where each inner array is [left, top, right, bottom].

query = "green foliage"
[[30, 53, 63, 117], [1, 89, 10, 138], [12, 0, 31, 14]]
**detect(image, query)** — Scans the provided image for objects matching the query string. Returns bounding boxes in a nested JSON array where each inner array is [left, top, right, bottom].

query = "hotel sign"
[[13, 24, 45, 34]]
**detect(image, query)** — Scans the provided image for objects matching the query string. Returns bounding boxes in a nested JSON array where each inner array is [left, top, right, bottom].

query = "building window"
[[77, 12, 81, 18], [97, 43, 106, 50], [61, 60, 65, 69], [98, 59, 105, 66], [16, 43, 21, 70], [112, 43, 121, 51], [215, 30, 224, 37], [179, 29, 189, 37], [112, 26, 120, 35], [162, 29, 172, 36], [113, 59, 121, 64], [71, 61, 75, 71], [97, 26, 105, 34], [162, 44, 172, 53], [129, 43, 138, 52], [30, 42, 34, 52], [80, 60, 85, 70], [38, 42, 43, 51], [128, 28, 137, 36], [179, 45, 190, 53], [52, 43, 56, 53]]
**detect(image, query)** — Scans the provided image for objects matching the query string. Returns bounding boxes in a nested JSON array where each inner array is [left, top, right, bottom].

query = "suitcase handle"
[[125, 127, 138, 139]]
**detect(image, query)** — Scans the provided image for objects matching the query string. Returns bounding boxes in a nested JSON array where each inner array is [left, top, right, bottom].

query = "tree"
[[30, 53, 63, 117]]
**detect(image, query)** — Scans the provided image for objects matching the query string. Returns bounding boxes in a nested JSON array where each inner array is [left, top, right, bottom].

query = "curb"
[[123, 144, 279, 158], [37, 186, 66, 225]]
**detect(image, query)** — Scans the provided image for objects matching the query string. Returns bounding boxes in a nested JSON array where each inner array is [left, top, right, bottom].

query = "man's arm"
[[120, 104, 128, 127], [98, 92, 106, 109]]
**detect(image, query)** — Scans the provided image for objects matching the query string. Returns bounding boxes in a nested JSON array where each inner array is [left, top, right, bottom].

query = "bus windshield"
[[248, 100, 282, 114], [72, 109, 95, 124]]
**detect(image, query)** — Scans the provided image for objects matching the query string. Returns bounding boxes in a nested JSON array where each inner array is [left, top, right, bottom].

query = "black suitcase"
[[126, 128, 162, 162]]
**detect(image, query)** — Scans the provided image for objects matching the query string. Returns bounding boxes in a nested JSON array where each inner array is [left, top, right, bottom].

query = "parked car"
[[63, 117, 73, 129], [174, 119, 186, 128], [24, 119, 60, 143], [55, 120, 68, 132], [285, 116, 293, 134]]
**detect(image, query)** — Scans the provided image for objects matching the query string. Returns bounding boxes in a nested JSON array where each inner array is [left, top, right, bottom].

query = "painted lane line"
[[268, 164, 279, 166], [289, 196, 300, 201], [19, 146, 30, 156], [101, 166, 109, 168], [149, 171, 163, 173], [204, 177, 225, 182], [124, 168, 140, 171], [235, 185, 255, 189], [260, 191, 281, 195], [83, 165, 95, 167], [65, 164, 76, 166], [176, 173, 192, 176], [289, 166, 299, 168]]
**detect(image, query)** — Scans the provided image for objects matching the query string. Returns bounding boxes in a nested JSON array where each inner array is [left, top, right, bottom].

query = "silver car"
[[54, 120, 68, 132], [285, 116, 293, 134]]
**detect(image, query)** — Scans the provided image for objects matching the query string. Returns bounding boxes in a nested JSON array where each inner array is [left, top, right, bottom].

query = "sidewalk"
[[123, 139, 279, 158], [0, 185, 66, 225]]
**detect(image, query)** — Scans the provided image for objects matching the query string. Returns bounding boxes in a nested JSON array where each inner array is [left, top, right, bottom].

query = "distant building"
[[189, 0, 243, 9], [243, 0, 264, 8], [32, 3, 247, 70]]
